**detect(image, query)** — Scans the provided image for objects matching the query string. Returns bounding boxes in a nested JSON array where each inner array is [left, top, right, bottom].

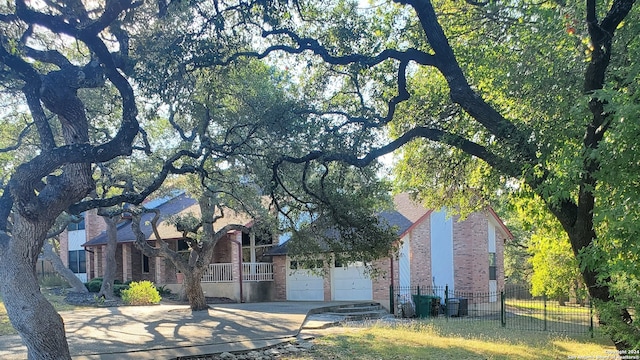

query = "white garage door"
[[286, 260, 324, 301], [331, 262, 372, 301]]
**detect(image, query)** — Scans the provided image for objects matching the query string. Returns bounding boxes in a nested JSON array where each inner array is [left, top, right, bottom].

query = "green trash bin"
[[412, 295, 440, 318]]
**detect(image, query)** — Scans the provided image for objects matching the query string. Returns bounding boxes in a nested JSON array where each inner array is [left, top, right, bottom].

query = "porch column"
[[93, 246, 102, 278], [100, 245, 107, 279], [232, 231, 242, 302], [249, 232, 256, 277], [155, 256, 165, 285], [250, 232, 256, 263], [122, 243, 131, 282]]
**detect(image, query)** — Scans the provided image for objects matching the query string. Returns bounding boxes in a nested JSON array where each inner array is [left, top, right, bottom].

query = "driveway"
[[0, 301, 345, 359]]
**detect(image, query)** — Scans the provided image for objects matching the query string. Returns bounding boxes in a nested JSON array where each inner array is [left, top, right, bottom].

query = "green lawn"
[[283, 320, 615, 360], [2, 294, 614, 359], [505, 299, 594, 331], [506, 299, 591, 314]]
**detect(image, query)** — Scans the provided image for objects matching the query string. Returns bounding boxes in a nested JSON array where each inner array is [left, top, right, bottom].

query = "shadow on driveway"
[[0, 302, 347, 359]]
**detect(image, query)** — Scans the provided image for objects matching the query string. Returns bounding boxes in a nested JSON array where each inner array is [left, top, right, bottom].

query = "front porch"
[[164, 262, 275, 303], [200, 262, 274, 282]]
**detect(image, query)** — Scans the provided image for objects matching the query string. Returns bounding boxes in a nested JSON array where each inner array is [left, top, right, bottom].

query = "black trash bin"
[[457, 298, 468, 316], [447, 298, 460, 317]]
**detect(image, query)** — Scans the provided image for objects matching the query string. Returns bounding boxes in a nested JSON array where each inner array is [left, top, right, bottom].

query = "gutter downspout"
[[390, 254, 395, 315]]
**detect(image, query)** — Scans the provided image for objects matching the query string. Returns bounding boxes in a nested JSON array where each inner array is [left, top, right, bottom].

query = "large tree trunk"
[[42, 240, 88, 294], [552, 199, 633, 351], [0, 218, 71, 359], [182, 270, 208, 311], [98, 216, 118, 300]]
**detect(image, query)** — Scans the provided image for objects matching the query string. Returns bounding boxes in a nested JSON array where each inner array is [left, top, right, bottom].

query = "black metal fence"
[[390, 285, 595, 335]]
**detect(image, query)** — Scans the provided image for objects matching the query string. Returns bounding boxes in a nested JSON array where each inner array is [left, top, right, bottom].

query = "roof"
[[83, 193, 198, 247], [83, 192, 256, 247], [267, 207, 415, 256], [267, 192, 513, 255]]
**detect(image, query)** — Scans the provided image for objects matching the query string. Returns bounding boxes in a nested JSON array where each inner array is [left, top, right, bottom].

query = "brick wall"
[[409, 217, 432, 287], [84, 209, 107, 242], [213, 236, 233, 263], [372, 257, 391, 309], [59, 231, 69, 267], [453, 212, 489, 294], [130, 243, 155, 282], [272, 255, 287, 300]]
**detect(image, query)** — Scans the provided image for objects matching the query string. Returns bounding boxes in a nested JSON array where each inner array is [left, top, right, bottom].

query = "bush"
[[39, 275, 70, 288], [85, 278, 103, 293], [120, 281, 161, 305], [156, 285, 173, 296], [113, 284, 129, 297]]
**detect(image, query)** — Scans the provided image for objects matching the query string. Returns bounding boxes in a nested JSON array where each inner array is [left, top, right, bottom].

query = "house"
[[268, 193, 513, 311], [61, 191, 277, 302], [60, 192, 511, 308]]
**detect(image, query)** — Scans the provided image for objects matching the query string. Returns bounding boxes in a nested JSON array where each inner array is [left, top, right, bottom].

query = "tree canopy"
[[1, 0, 640, 355]]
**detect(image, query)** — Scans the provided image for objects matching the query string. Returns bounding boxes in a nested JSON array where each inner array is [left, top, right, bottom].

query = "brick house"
[[60, 192, 510, 307], [269, 193, 512, 310], [62, 191, 277, 302]]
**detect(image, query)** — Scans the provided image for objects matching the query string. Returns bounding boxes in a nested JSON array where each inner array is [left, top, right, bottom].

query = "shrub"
[[156, 285, 172, 296], [85, 278, 103, 293], [39, 275, 70, 288], [120, 281, 161, 305], [113, 284, 129, 297]]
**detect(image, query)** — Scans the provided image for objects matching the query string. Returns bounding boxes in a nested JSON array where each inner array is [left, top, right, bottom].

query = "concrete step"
[[332, 310, 389, 322], [329, 304, 383, 314], [302, 302, 390, 329]]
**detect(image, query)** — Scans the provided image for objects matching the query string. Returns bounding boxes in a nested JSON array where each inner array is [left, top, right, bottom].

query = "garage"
[[331, 262, 373, 301], [286, 260, 324, 301]]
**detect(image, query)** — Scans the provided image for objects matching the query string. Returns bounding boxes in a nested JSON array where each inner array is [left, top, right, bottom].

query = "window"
[[67, 215, 85, 231], [142, 254, 150, 273], [68, 250, 86, 274], [242, 231, 274, 262], [177, 239, 190, 252], [489, 252, 497, 281]]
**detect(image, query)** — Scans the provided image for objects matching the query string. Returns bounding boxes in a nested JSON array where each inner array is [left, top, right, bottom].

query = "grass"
[[505, 299, 594, 330], [506, 299, 591, 314], [282, 320, 615, 360], [0, 287, 78, 336]]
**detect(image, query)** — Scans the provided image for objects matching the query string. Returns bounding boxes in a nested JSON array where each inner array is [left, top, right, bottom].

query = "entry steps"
[[302, 302, 391, 329]]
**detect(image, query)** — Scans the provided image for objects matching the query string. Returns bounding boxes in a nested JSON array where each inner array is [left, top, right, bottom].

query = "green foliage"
[[113, 284, 129, 298], [38, 275, 70, 288], [156, 285, 172, 297], [84, 278, 130, 297], [85, 278, 103, 293], [595, 278, 640, 351], [279, 163, 397, 269], [120, 281, 161, 306], [501, 194, 585, 302]]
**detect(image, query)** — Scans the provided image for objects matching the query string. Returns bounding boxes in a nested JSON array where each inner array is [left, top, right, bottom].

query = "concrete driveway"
[[0, 301, 345, 359]]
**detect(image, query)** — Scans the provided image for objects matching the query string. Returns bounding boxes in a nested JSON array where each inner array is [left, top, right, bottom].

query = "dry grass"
[[281, 320, 615, 360], [0, 288, 77, 336]]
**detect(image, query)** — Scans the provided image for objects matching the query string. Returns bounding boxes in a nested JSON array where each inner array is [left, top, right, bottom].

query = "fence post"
[[390, 285, 395, 315], [590, 299, 594, 338], [445, 285, 449, 321], [501, 291, 506, 328], [543, 294, 547, 332], [416, 286, 421, 318]]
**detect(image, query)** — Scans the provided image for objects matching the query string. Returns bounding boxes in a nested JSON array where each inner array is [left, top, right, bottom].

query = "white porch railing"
[[200, 262, 274, 283], [201, 263, 233, 283], [243, 262, 274, 281]]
